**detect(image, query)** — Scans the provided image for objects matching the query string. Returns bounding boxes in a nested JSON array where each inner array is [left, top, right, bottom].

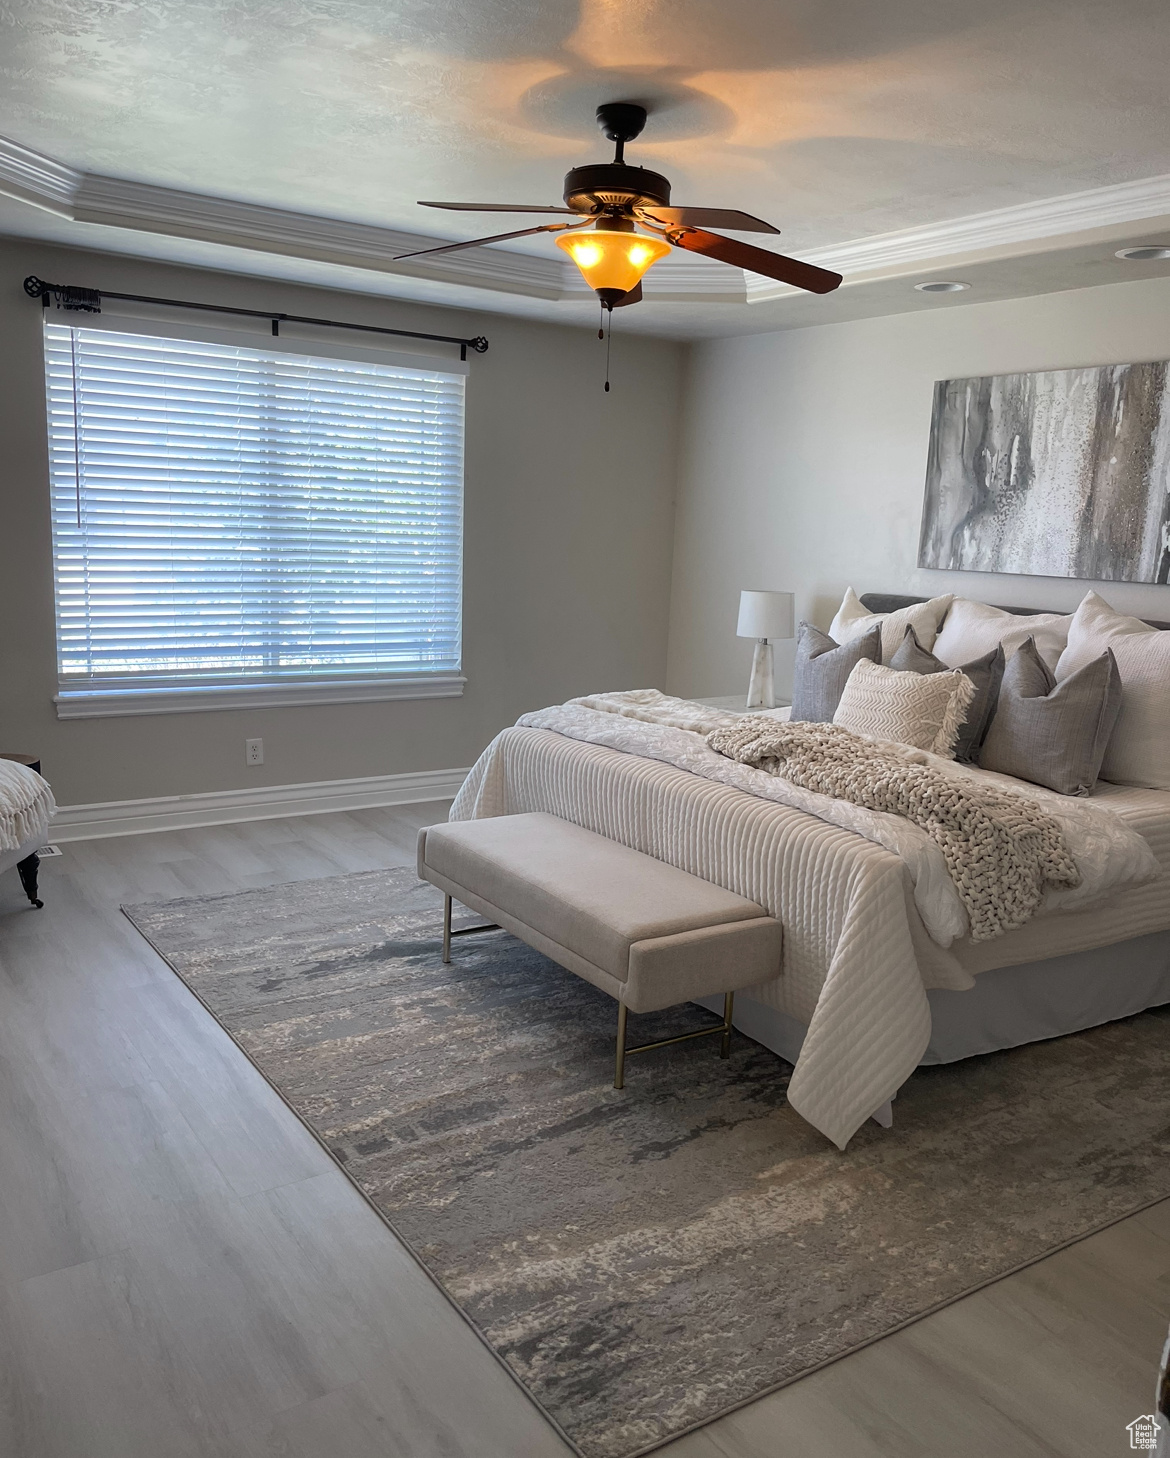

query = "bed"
[[451, 594, 1170, 1149]]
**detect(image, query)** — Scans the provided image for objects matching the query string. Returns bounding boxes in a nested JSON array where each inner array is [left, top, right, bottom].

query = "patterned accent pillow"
[[979, 637, 1122, 796], [832, 659, 976, 758], [828, 588, 954, 662], [889, 626, 1005, 764], [790, 622, 881, 723]]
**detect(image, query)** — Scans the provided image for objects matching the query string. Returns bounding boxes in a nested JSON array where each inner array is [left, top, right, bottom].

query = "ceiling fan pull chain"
[[598, 301, 605, 341], [604, 307, 612, 393]]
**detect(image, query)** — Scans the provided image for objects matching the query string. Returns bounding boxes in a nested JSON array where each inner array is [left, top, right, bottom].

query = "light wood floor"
[[0, 804, 1166, 1458]]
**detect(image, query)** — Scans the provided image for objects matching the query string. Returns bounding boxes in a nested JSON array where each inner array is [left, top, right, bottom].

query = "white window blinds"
[[44, 322, 464, 709]]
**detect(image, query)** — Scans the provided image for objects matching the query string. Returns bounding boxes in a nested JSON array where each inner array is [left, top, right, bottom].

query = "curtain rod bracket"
[[25, 276, 101, 313], [23, 276, 488, 357]]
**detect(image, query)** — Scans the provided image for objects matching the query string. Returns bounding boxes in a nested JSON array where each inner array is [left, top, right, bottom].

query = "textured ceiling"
[[5, 0, 1170, 246], [3, 0, 1170, 333]]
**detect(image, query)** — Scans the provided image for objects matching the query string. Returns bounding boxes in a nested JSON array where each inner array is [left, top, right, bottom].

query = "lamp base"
[[746, 638, 775, 710]]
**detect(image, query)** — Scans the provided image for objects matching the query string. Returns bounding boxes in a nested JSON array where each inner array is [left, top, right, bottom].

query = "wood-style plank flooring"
[[0, 805, 1166, 1458]]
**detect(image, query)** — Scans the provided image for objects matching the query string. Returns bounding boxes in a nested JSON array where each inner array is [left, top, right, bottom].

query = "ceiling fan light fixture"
[[556, 229, 671, 298], [408, 99, 843, 306]]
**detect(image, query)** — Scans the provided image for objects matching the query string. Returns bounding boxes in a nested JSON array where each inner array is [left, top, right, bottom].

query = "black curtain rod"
[[23, 276, 489, 360]]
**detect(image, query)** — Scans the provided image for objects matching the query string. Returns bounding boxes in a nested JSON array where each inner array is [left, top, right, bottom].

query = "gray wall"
[[0, 240, 683, 804], [666, 276, 1170, 702]]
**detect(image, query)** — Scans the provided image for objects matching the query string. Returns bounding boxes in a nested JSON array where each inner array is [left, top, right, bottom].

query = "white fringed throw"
[[0, 760, 56, 853]]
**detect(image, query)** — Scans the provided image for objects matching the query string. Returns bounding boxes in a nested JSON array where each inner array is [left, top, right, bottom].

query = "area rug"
[[123, 868, 1170, 1458]]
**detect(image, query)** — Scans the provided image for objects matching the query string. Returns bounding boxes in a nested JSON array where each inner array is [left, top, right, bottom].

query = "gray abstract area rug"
[[123, 868, 1170, 1458]]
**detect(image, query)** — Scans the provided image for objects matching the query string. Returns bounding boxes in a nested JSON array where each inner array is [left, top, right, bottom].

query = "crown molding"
[[0, 135, 79, 213], [5, 134, 1170, 310], [71, 174, 569, 298], [746, 172, 1170, 301], [0, 135, 569, 298]]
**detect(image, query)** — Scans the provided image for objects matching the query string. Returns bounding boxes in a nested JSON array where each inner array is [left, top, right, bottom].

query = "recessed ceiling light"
[[1115, 246, 1170, 261], [914, 280, 970, 293]]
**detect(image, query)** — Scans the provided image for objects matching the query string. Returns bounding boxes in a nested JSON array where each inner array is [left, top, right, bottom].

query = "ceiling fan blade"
[[394, 222, 579, 261], [419, 201, 577, 214], [638, 206, 780, 235], [668, 228, 842, 294], [610, 281, 643, 308]]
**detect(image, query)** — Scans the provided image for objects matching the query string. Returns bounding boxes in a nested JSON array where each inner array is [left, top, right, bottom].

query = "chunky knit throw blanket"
[[707, 718, 1080, 941]]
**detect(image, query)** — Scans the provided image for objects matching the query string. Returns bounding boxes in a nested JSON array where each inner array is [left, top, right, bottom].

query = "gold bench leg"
[[438, 899, 502, 963], [615, 1002, 628, 1089], [616, 994, 734, 1087], [721, 991, 735, 1059]]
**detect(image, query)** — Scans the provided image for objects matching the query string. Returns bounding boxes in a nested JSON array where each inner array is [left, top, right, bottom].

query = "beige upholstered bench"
[[417, 812, 783, 1086]]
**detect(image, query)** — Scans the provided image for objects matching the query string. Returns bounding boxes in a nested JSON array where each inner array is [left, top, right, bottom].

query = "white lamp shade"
[[737, 590, 794, 640]]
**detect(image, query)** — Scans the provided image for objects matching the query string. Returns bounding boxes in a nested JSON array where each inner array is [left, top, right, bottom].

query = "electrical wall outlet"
[[245, 737, 264, 766]]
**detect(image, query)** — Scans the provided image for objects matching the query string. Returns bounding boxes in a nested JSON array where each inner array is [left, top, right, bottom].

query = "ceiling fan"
[[395, 102, 843, 311]]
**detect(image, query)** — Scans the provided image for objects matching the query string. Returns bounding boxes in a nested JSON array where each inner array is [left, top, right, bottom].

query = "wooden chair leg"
[[720, 991, 734, 1058], [442, 894, 452, 963], [17, 852, 43, 909]]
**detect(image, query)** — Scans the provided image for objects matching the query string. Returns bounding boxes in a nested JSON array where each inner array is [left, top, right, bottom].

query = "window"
[[44, 321, 465, 717]]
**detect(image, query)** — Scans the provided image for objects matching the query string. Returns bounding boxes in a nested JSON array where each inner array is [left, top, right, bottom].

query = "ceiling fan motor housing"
[[563, 163, 671, 217]]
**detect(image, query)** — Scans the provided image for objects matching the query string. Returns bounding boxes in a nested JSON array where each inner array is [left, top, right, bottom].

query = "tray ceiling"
[[3, 0, 1170, 338]]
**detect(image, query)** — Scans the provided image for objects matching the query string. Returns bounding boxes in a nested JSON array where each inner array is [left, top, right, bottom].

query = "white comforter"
[[450, 693, 1162, 1150]]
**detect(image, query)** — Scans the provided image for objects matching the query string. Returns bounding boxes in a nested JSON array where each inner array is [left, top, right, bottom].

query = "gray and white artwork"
[[918, 361, 1170, 582]]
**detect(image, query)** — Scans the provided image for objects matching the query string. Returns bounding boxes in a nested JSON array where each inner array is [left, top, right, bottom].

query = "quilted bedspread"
[[450, 707, 1167, 1149]]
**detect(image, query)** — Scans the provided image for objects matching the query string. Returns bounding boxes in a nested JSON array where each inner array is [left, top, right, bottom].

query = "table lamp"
[[737, 590, 795, 710]]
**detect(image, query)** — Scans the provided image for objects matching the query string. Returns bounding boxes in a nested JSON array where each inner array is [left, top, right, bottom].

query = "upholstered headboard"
[[859, 593, 1170, 632]]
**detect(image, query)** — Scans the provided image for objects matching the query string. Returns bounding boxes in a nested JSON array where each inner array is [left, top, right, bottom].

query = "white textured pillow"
[[833, 659, 976, 758], [828, 588, 953, 662], [1055, 591, 1170, 789], [932, 597, 1072, 670]]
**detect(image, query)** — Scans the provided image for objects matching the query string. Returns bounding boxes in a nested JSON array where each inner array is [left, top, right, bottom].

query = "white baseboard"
[[51, 767, 470, 842]]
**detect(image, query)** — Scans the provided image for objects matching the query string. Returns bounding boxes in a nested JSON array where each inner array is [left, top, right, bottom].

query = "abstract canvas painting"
[[918, 361, 1170, 582]]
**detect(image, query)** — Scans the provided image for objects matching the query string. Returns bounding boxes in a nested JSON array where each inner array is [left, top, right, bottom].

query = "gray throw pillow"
[[978, 637, 1122, 796], [790, 622, 881, 723], [889, 626, 1005, 763]]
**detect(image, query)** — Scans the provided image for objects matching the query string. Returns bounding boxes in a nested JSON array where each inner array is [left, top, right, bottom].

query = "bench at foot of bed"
[[417, 812, 784, 1088]]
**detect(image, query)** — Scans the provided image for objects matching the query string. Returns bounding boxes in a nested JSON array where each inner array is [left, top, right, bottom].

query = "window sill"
[[54, 674, 466, 719]]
